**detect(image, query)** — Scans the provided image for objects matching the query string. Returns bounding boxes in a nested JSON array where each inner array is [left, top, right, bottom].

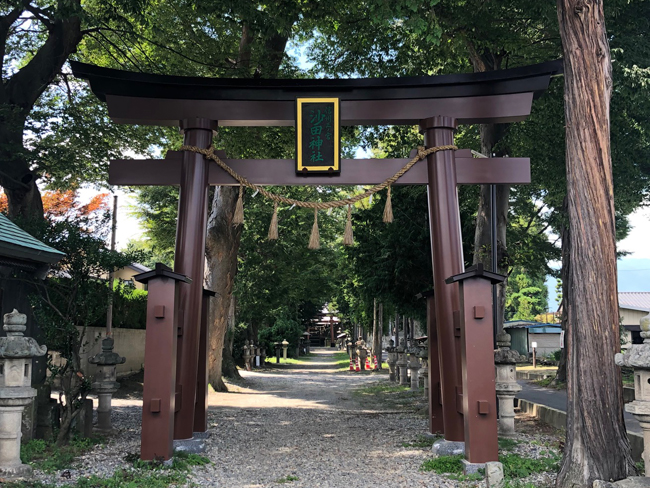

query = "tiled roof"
[[0, 214, 65, 264], [619, 292, 650, 312]]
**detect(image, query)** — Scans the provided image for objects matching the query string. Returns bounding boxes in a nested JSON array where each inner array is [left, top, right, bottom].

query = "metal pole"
[[106, 194, 118, 337], [490, 184, 498, 348]]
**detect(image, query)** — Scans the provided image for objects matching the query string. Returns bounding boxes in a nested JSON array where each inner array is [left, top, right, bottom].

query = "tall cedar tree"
[[556, 0, 635, 485]]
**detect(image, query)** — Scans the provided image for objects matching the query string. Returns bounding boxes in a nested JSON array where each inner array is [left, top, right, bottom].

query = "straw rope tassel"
[[233, 185, 245, 225], [383, 185, 393, 223], [343, 205, 354, 246], [268, 202, 279, 240], [308, 208, 320, 249]]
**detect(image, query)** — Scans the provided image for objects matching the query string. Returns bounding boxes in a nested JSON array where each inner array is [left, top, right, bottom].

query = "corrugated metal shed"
[[0, 214, 64, 264]]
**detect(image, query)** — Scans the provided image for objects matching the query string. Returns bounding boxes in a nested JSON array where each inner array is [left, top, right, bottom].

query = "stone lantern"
[[0, 309, 46, 480], [281, 339, 289, 360], [615, 312, 650, 473], [408, 347, 421, 391], [243, 340, 252, 371], [396, 339, 409, 386], [418, 342, 429, 395], [386, 340, 397, 381], [494, 330, 521, 437], [88, 336, 125, 433]]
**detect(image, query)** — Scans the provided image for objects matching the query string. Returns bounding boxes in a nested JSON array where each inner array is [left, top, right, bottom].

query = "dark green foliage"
[[20, 212, 145, 445], [500, 452, 560, 478], [257, 315, 304, 358], [505, 267, 549, 321]]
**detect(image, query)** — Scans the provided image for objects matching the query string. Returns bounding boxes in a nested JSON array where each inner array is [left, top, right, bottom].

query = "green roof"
[[0, 214, 65, 265]]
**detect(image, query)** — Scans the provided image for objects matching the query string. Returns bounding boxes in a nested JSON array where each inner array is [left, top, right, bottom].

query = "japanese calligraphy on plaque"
[[296, 98, 340, 174]]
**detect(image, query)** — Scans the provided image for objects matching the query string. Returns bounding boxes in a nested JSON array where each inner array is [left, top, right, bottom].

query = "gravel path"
[[32, 347, 560, 487]]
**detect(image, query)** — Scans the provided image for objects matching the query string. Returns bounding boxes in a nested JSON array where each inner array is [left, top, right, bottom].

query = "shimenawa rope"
[[179, 144, 457, 247]]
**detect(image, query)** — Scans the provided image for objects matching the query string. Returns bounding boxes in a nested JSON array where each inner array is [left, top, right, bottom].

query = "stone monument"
[[494, 330, 521, 437], [88, 336, 125, 433], [0, 309, 46, 480], [408, 347, 421, 391]]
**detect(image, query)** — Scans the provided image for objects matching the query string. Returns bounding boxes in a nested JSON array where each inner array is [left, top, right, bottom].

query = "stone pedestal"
[[88, 337, 125, 433], [243, 341, 252, 371], [408, 352, 421, 391], [282, 339, 289, 360], [615, 312, 650, 474], [494, 331, 521, 437], [0, 310, 46, 481]]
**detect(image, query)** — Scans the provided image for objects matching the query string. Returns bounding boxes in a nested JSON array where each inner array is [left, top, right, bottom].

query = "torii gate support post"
[[135, 264, 191, 461], [194, 289, 215, 434], [425, 293, 444, 435], [446, 264, 504, 465], [420, 116, 465, 444], [174, 118, 216, 441]]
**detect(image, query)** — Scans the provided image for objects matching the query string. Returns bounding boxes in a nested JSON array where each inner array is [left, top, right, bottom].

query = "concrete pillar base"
[[173, 436, 207, 454], [192, 431, 210, 439], [398, 365, 408, 386], [431, 439, 465, 457]]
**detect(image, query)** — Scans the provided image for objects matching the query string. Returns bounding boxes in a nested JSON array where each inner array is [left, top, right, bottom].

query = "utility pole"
[[106, 194, 118, 337]]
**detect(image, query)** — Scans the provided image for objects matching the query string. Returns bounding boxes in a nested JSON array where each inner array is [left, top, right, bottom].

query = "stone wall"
[[50, 326, 145, 380]]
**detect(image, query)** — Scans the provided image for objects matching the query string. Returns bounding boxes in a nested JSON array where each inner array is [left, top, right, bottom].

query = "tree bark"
[[205, 186, 242, 392], [221, 294, 240, 379], [556, 0, 634, 485]]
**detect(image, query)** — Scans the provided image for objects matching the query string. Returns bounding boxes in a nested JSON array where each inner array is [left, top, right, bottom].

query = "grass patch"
[[533, 375, 565, 389], [401, 435, 440, 448], [420, 454, 464, 474], [21, 436, 104, 473], [517, 365, 557, 372], [498, 437, 520, 452], [265, 353, 315, 366], [500, 452, 560, 478], [276, 475, 299, 483]]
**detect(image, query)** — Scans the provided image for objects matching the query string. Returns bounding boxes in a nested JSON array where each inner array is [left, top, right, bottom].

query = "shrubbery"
[[258, 315, 304, 358]]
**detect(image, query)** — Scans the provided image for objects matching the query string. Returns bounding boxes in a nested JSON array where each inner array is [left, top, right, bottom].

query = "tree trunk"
[[205, 186, 242, 392], [372, 301, 383, 368], [555, 210, 569, 386], [556, 1, 634, 485], [221, 294, 240, 379]]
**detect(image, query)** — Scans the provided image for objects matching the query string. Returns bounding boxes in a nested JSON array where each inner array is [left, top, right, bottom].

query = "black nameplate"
[[296, 98, 340, 174]]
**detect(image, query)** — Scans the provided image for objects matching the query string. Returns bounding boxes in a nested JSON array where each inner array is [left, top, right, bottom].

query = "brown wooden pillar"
[[424, 292, 444, 435], [446, 265, 503, 463], [174, 118, 216, 440], [135, 264, 190, 461], [420, 116, 465, 442], [194, 288, 215, 433]]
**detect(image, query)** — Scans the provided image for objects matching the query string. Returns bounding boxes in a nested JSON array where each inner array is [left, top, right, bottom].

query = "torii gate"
[[71, 59, 562, 465]]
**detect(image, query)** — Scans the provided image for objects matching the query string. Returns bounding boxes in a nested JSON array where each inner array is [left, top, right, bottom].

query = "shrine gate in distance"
[[71, 59, 563, 465]]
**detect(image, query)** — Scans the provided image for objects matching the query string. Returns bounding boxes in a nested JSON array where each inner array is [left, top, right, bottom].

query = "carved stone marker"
[[0, 310, 46, 480], [408, 349, 421, 391], [396, 339, 409, 386]]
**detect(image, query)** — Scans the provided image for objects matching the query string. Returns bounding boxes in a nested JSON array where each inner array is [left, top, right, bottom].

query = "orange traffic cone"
[[365, 357, 371, 370], [373, 355, 378, 370], [355, 358, 360, 372], [349, 359, 355, 371]]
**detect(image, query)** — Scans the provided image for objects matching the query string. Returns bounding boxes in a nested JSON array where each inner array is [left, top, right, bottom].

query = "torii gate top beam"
[[70, 60, 562, 127]]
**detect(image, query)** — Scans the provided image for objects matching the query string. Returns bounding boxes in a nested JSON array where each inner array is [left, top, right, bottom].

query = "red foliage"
[[0, 190, 110, 220]]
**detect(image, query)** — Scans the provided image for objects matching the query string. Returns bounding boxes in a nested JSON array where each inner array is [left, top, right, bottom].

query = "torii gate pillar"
[[174, 118, 216, 441], [421, 116, 465, 443]]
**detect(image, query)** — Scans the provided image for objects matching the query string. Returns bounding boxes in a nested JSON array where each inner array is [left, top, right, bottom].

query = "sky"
[[545, 206, 650, 311]]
